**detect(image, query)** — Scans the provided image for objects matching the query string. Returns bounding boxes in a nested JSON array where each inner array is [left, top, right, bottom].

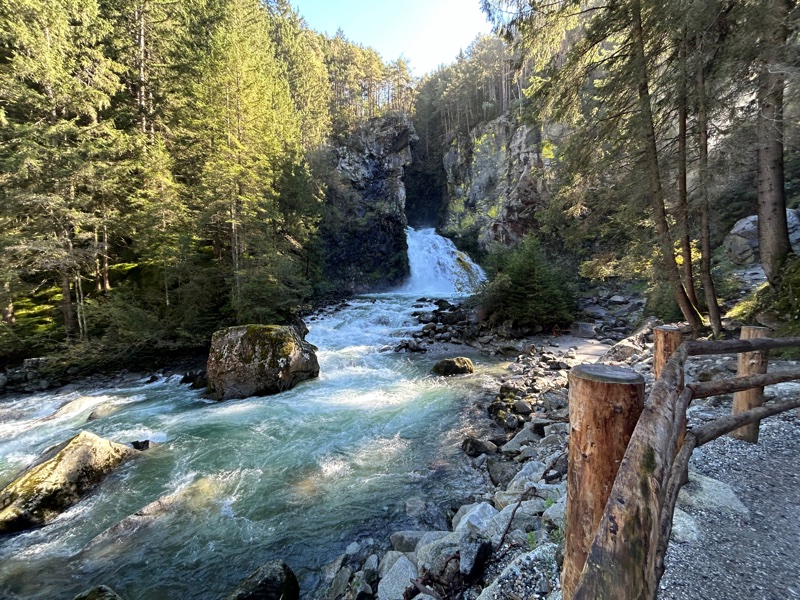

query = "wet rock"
[[73, 586, 125, 600], [206, 325, 319, 401], [487, 458, 520, 487], [377, 555, 417, 600], [225, 560, 300, 600], [130, 440, 157, 451], [432, 357, 475, 376], [0, 431, 138, 533], [461, 437, 498, 457], [389, 530, 427, 552], [327, 566, 352, 600]]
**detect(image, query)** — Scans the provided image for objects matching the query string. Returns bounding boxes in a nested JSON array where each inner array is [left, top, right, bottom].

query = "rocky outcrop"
[[225, 561, 300, 600], [0, 431, 138, 533], [432, 357, 475, 376], [321, 113, 417, 293], [206, 325, 319, 401], [441, 115, 551, 253], [723, 208, 800, 265]]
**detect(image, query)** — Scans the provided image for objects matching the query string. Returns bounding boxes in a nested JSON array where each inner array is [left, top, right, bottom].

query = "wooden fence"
[[563, 333, 800, 600]]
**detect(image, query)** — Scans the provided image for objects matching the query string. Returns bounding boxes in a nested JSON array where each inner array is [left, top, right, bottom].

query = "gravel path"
[[659, 403, 800, 600]]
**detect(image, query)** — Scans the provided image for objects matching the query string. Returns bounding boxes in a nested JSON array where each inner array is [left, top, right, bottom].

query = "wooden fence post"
[[730, 326, 770, 443], [653, 326, 683, 383], [563, 365, 645, 600]]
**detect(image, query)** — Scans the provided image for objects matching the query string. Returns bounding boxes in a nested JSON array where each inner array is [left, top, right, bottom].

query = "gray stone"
[[459, 531, 492, 579], [513, 399, 533, 414], [670, 507, 702, 543], [0, 431, 138, 533], [225, 561, 300, 600], [73, 586, 125, 600], [571, 322, 597, 338], [206, 325, 319, 400], [494, 482, 564, 510], [487, 500, 544, 538], [377, 555, 417, 600], [678, 471, 749, 516], [327, 566, 352, 600], [476, 544, 560, 600], [362, 554, 379, 586], [501, 424, 541, 454], [454, 502, 499, 534], [542, 495, 567, 531], [507, 461, 547, 492], [415, 531, 460, 577], [609, 295, 626, 304], [378, 551, 406, 580], [389, 530, 426, 552], [461, 437, 497, 457], [487, 458, 520, 487]]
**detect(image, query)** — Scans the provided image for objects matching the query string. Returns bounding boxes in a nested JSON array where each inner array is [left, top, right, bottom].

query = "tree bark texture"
[[563, 364, 645, 600], [653, 326, 683, 382], [757, 0, 791, 286], [630, 0, 703, 335], [731, 326, 770, 442]]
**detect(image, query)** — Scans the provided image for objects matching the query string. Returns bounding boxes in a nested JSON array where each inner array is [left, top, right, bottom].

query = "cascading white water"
[[0, 229, 489, 600], [399, 228, 485, 296]]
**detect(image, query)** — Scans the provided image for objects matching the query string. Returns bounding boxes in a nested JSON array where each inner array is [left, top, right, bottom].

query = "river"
[[0, 228, 492, 599]]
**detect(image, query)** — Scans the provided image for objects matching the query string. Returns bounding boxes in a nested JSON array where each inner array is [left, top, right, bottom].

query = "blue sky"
[[292, 0, 493, 76]]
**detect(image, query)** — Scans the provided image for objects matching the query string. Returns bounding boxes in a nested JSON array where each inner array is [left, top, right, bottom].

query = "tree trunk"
[[102, 223, 111, 292], [695, 46, 722, 337], [563, 365, 645, 600], [630, 0, 703, 336], [61, 272, 74, 337], [677, 35, 699, 310], [757, 0, 791, 286]]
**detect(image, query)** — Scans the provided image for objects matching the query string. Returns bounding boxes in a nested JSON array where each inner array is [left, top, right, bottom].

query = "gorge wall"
[[438, 115, 550, 256], [320, 113, 417, 294]]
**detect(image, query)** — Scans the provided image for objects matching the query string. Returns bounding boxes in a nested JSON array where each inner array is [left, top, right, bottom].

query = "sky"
[[291, 0, 493, 76]]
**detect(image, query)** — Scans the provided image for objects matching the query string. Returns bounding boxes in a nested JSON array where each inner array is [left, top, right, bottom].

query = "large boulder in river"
[[432, 357, 475, 376], [207, 325, 319, 401], [0, 431, 138, 533], [73, 586, 125, 600], [225, 561, 300, 600]]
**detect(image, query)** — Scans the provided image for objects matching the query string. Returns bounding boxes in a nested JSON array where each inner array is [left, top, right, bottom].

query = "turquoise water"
[[0, 231, 492, 599]]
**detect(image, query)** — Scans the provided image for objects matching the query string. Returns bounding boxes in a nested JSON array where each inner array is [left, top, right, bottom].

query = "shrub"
[[479, 235, 575, 330]]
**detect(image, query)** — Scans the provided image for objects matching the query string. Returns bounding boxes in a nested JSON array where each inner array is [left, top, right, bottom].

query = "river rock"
[[390, 530, 427, 552], [677, 471, 749, 516], [415, 531, 460, 577], [377, 555, 417, 600], [431, 357, 474, 376], [507, 461, 547, 492], [461, 437, 497, 457], [459, 531, 492, 579], [454, 502, 499, 534], [476, 544, 560, 600], [73, 586, 125, 600], [225, 561, 300, 600], [0, 431, 138, 533], [207, 325, 319, 401]]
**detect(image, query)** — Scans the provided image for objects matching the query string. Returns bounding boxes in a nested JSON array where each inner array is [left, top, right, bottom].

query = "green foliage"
[[479, 235, 575, 330]]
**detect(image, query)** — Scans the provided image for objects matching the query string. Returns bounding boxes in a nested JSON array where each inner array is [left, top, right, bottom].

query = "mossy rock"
[[73, 586, 125, 600], [207, 325, 320, 401], [225, 561, 300, 600], [432, 357, 475, 376], [0, 431, 138, 534]]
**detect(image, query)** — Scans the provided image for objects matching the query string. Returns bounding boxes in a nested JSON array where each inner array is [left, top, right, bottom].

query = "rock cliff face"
[[723, 208, 800, 265], [440, 115, 549, 254], [321, 113, 417, 294]]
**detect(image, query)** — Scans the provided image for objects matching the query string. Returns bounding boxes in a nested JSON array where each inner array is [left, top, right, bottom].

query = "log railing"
[[564, 335, 800, 600]]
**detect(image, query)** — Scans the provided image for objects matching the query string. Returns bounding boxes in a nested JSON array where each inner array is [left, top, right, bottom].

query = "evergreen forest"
[[1, 0, 798, 373]]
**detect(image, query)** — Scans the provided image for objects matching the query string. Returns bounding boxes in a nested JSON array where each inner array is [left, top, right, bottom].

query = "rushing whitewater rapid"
[[0, 229, 489, 600]]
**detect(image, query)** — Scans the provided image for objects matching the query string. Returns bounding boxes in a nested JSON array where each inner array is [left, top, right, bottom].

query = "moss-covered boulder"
[[207, 325, 319, 401], [432, 357, 475, 376], [0, 431, 138, 534], [225, 561, 300, 600]]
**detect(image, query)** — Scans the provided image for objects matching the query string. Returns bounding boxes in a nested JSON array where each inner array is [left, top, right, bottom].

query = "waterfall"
[[398, 228, 485, 296]]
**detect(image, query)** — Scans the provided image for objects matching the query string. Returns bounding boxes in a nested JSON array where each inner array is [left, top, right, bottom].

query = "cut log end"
[[570, 364, 646, 386]]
